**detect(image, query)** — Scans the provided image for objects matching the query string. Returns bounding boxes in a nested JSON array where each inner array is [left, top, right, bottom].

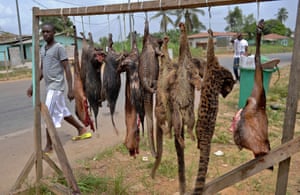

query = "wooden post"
[[275, 0, 300, 194], [32, 7, 43, 194]]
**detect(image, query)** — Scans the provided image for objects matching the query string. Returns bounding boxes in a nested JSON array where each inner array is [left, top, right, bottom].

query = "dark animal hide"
[[81, 32, 101, 129], [101, 34, 127, 135], [117, 31, 144, 157], [72, 26, 95, 131]]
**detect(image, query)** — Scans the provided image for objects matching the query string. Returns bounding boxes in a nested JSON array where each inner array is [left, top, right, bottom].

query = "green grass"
[[0, 67, 32, 80]]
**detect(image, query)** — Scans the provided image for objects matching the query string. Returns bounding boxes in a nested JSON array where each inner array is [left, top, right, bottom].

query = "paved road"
[[219, 52, 292, 73], [0, 74, 127, 194]]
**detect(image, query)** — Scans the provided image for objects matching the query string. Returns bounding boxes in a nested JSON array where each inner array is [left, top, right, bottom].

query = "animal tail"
[[131, 82, 145, 135], [173, 106, 185, 148], [73, 25, 81, 75], [151, 124, 163, 179], [109, 102, 119, 135], [83, 99, 95, 132], [193, 134, 212, 194]]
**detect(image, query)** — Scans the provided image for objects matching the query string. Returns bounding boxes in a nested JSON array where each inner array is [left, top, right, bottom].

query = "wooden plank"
[[32, 7, 43, 195], [43, 153, 64, 176], [40, 179, 72, 195], [275, 0, 300, 194], [40, 103, 80, 194], [10, 153, 35, 192], [203, 136, 300, 195], [34, 0, 276, 16]]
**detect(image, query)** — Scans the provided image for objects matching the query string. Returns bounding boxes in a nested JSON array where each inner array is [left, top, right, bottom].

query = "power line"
[[32, 0, 48, 8]]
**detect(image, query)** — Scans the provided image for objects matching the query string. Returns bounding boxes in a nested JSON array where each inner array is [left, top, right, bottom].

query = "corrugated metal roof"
[[263, 33, 289, 41]]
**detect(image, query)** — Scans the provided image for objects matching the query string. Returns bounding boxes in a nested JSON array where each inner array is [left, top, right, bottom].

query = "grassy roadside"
[[0, 66, 31, 81]]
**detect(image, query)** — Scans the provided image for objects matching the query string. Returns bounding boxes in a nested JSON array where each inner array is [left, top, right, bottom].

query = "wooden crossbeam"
[[203, 136, 300, 195], [34, 0, 277, 16]]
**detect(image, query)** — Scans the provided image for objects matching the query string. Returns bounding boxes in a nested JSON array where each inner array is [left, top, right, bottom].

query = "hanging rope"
[[145, 11, 148, 21], [256, 0, 260, 23], [107, 14, 110, 34], [81, 16, 85, 35], [206, 0, 212, 29], [88, 16, 91, 33]]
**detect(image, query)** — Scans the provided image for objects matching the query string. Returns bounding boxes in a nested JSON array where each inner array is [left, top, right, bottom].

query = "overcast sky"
[[0, 0, 298, 42]]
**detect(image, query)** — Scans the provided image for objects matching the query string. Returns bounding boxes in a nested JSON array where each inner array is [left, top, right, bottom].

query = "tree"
[[276, 7, 288, 24], [264, 19, 289, 36], [99, 36, 108, 49], [224, 6, 243, 32], [172, 8, 206, 33], [151, 10, 174, 34], [242, 14, 256, 40], [40, 16, 74, 35]]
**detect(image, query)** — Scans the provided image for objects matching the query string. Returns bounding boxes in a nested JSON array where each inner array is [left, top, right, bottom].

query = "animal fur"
[[193, 29, 234, 194], [151, 36, 177, 178], [118, 31, 144, 157], [101, 34, 128, 135], [155, 36, 176, 137], [139, 18, 164, 157], [231, 20, 272, 165], [79, 32, 102, 129], [72, 26, 95, 131]]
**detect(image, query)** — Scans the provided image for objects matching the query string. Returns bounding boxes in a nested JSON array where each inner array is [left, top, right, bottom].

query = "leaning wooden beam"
[[275, 0, 300, 194], [40, 103, 80, 194], [203, 136, 300, 195], [43, 153, 64, 176], [40, 179, 72, 195], [10, 153, 35, 192], [34, 0, 276, 16]]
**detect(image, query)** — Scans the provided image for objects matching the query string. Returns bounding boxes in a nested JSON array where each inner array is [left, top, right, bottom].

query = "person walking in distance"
[[233, 33, 248, 81], [27, 23, 91, 153]]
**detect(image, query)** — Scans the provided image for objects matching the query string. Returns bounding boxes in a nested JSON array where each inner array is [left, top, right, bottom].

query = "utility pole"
[[15, 0, 24, 64]]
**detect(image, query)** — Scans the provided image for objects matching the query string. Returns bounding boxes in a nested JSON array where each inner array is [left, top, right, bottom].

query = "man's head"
[[237, 33, 243, 40], [41, 23, 55, 43]]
